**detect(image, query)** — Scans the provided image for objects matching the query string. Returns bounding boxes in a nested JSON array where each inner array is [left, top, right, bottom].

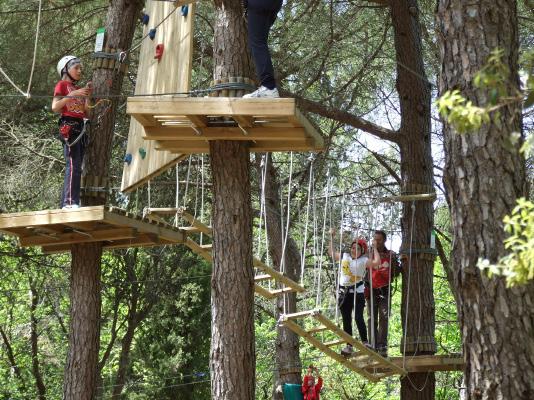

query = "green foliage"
[[479, 198, 534, 286], [436, 90, 490, 133]]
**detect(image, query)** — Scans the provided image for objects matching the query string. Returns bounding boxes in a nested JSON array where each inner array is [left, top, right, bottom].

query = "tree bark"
[[210, 3, 255, 398], [29, 284, 46, 400], [438, 1, 534, 399], [63, 1, 142, 399], [256, 154, 302, 399], [390, 1, 436, 398]]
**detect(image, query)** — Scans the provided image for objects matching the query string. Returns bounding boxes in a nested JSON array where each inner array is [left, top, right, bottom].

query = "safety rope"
[[25, 0, 42, 96], [315, 170, 331, 309], [299, 155, 314, 286]]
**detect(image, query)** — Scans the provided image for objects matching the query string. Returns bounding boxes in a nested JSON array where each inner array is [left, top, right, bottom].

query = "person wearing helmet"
[[366, 230, 400, 357], [51, 55, 92, 209], [242, 0, 283, 98], [329, 230, 381, 355]]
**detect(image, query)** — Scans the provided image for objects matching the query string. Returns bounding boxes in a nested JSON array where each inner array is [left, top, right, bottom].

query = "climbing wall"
[[121, 0, 195, 192]]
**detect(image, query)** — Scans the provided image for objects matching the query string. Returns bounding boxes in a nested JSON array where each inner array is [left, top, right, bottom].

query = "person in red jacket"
[[302, 364, 323, 400]]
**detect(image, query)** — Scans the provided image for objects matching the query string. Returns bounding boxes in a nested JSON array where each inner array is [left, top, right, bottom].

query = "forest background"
[[0, 0, 532, 399]]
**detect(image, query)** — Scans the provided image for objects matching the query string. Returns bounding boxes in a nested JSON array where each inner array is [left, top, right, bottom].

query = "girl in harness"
[[329, 230, 381, 355], [51, 55, 92, 209]]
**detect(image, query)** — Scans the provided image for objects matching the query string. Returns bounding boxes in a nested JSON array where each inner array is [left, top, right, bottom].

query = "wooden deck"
[[127, 97, 325, 154], [0, 206, 186, 253]]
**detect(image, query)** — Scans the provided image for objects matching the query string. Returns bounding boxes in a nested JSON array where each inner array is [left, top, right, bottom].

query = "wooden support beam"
[[306, 326, 328, 334], [254, 274, 273, 282], [185, 115, 208, 128], [379, 193, 437, 203], [19, 228, 136, 247], [147, 127, 309, 142], [324, 339, 345, 347], [386, 355, 464, 373]]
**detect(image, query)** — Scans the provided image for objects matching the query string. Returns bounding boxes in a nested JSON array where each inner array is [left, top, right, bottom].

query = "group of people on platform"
[[329, 229, 401, 358]]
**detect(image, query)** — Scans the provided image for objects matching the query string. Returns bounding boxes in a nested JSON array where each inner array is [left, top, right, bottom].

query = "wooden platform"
[[0, 207, 186, 253], [280, 310, 407, 381], [386, 354, 464, 373], [146, 207, 306, 299], [127, 97, 325, 154]]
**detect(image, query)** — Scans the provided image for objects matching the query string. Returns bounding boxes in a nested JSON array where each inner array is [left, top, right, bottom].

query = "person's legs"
[[376, 286, 391, 353], [61, 123, 84, 208], [339, 290, 353, 337], [366, 290, 379, 348], [354, 292, 368, 343], [247, 7, 277, 90]]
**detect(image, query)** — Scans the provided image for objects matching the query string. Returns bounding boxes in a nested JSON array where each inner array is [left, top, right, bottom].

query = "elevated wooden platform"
[[127, 97, 325, 154], [146, 207, 306, 300], [280, 310, 407, 381], [0, 207, 186, 253], [386, 354, 464, 373]]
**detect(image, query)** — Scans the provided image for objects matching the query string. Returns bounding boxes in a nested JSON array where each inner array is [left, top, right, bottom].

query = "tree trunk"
[[257, 154, 302, 399], [210, 3, 255, 398], [438, 1, 534, 399], [63, 1, 142, 399], [390, 1, 436, 398], [29, 284, 46, 400]]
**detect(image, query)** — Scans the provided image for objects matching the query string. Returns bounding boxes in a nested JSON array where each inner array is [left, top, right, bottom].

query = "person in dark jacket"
[[243, 0, 283, 98]]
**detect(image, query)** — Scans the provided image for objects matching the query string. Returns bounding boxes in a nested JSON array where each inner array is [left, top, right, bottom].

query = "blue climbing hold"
[[141, 13, 149, 25], [139, 148, 147, 159], [148, 28, 156, 40], [181, 5, 189, 17], [124, 153, 133, 165]]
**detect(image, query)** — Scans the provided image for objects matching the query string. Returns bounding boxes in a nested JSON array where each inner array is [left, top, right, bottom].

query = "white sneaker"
[[243, 86, 280, 98], [62, 204, 80, 210]]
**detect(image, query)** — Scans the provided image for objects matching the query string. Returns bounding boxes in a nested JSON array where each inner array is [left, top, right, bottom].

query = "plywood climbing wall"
[[121, 0, 195, 192]]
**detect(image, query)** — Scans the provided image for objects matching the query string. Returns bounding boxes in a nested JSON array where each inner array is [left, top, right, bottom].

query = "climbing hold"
[[154, 44, 164, 62], [141, 13, 149, 25], [181, 5, 189, 17], [139, 148, 147, 159], [148, 28, 156, 40], [124, 153, 133, 165]]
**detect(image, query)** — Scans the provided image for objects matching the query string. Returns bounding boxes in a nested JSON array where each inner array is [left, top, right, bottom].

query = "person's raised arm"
[[328, 228, 341, 261], [51, 86, 90, 113], [366, 239, 381, 270]]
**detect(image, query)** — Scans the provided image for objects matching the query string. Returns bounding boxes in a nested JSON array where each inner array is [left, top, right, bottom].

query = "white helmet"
[[57, 55, 80, 78]]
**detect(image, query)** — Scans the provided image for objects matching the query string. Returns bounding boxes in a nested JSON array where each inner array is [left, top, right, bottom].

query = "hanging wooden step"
[[385, 354, 464, 373], [0, 206, 186, 253], [279, 309, 407, 382], [127, 97, 325, 154], [170, 208, 305, 300]]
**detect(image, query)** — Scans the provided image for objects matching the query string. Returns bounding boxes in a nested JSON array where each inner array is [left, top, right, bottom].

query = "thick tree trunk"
[[210, 2, 255, 399], [438, 1, 534, 399], [390, 1, 436, 398], [210, 141, 255, 399], [257, 154, 302, 399], [63, 1, 142, 399]]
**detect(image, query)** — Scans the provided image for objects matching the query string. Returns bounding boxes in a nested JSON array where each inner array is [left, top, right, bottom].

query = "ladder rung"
[[306, 326, 328, 334], [254, 274, 273, 282], [281, 310, 318, 321], [269, 287, 297, 295], [200, 244, 212, 249], [324, 339, 345, 347], [180, 226, 204, 233]]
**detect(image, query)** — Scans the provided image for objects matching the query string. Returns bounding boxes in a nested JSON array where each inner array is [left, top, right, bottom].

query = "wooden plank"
[[324, 339, 346, 347], [254, 284, 276, 299], [253, 260, 305, 293], [146, 127, 308, 142], [178, 210, 212, 235], [103, 209, 186, 244], [379, 193, 437, 203], [63, 221, 99, 231], [128, 97, 297, 118], [306, 326, 328, 334], [254, 274, 273, 282], [280, 310, 318, 321], [19, 228, 136, 247], [269, 287, 297, 295], [131, 113, 158, 127], [41, 233, 160, 254], [185, 238, 212, 261], [233, 115, 255, 128], [386, 355, 464, 373], [0, 207, 106, 230], [185, 115, 208, 128], [146, 207, 181, 215]]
